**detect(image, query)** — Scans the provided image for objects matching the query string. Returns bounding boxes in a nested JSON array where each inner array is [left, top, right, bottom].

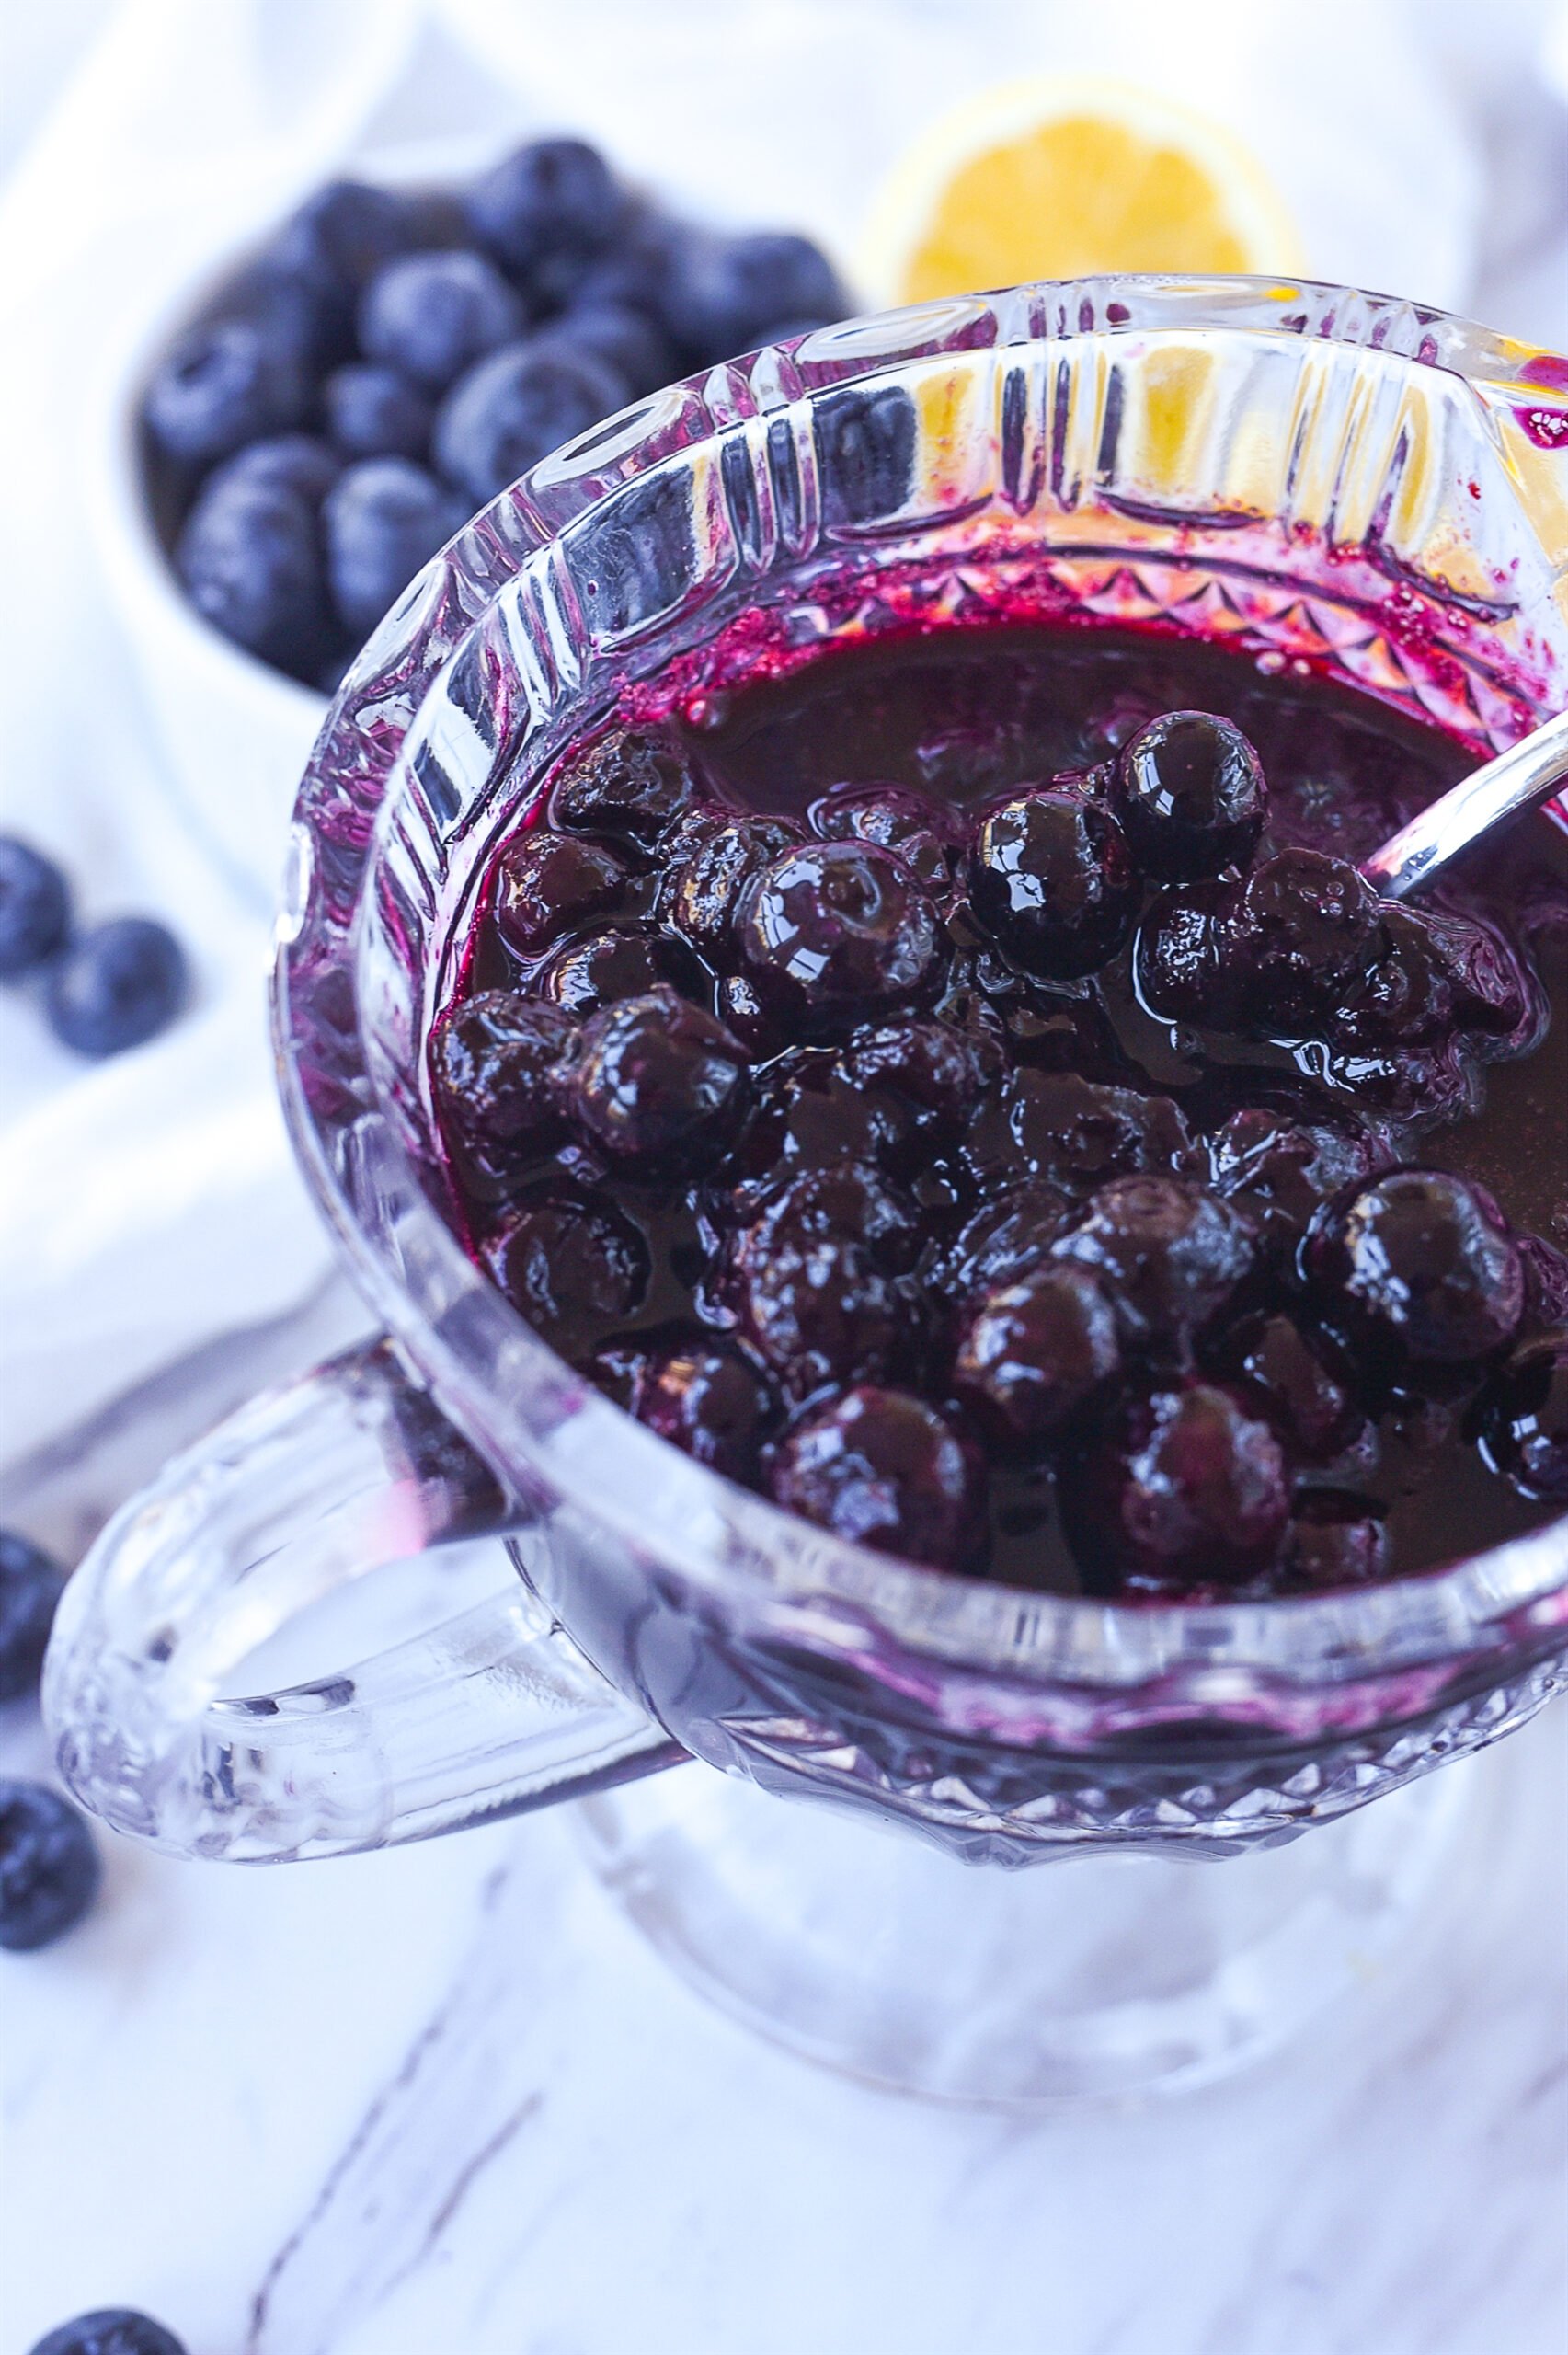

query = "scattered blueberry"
[[322, 458, 465, 638], [432, 338, 626, 506], [0, 1780, 101, 1951], [0, 837, 71, 978], [44, 919, 188, 1059], [323, 362, 434, 461], [0, 1530, 66, 1702], [144, 316, 306, 465], [358, 249, 525, 392], [28, 2311, 188, 2355]]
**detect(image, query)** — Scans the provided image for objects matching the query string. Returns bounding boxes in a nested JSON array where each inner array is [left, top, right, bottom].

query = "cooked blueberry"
[[738, 840, 945, 1028], [538, 926, 708, 1016], [481, 1189, 649, 1353], [493, 831, 630, 955], [736, 1051, 910, 1188], [45, 919, 187, 1058], [0, 1780, 100, 1951], [731, 1166, 917, 1394], [1051, 1175, 1257, 1350], [571, 989, 750, 1167], [633, 1338, 775, 1482], [175, 472, 332, 678], [1219, 1312, 1360, 1458], [1134, 879, 1236, 1025], [968, 790, 1138, 978], [27, 2310, 187, 2355], [429, 991, 575, 1173], [954, 1264, 1121, 1446], [969, 1069, 1196, 1195], [432, 339, 625, 505], [944, 1183, 1071, 1300], [769, 1385, 984, 1569], [1208, 1109, 1388, 1251], [358, 250, 524, 393], [1474, 1334, 1568, 1500], [1280, 1490, 1390, 1589], [661, 812, 806, 959], [1224, 847, 1384, 1030], [323, 363, 433, 461], [836, 1018, 992, 1136], [547, 302, 670, 397], [808, 782, 956, 891], [663, 229, 846, 362], [465, 138, 625, 296], [0, 1530, 66, 1701], [322, 458, 465, 638], [1116, 711, 1266, 879], [0, 837, 70, 978], [1520, 1235, 1568, 1331], [143, 317, 306, 464], [204, 431, 341, 506], [1345, 905, 1527, 1047], [1063, 1381, 1290, 1591], [1311, 1169, 1524, 1369], [550, 729, 703, 849]]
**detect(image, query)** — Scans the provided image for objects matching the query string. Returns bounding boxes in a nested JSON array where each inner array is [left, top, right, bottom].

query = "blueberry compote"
[[431, 625, 1568, 1601]]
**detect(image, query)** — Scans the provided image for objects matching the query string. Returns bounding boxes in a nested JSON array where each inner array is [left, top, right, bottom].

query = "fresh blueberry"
[[28, 2312, 187, 2355], [770, 1385, 984, 1568], [663, 230, 846, 362], [322, 459, 465, 638], [429, 991, 576, 1178], [737, 840, 946, 1028], [143, 316, 307, 465], [548, 303, 671, 398], [954, 1264, 1122, 1447], [570, 989, 750, 1169], [628, 1337, 776, 1483], [1116, 711, 1267, 879], [1473, 1335, 1568, 1500], [273, 178, 416, 290], [175, 471, 333, 678], [0, 1530, 66, 1702], [1063, 1380, 1291, 1591], [465, 139, 625, 296], [209, 254, 354, 374], [0, 837, 71, 978], [481, 1189, 649, 1356], [968, 790, 1138, 978], [323, 363, 433, 461], [549, 729, 704, 849], [358, 250, 525, 393], [1051, 1174, 1258, 1350], [0, 1780, 101, 1951], [204, 431, 341, 506], [1311, 1168, 1524, 1371], [432, 339, 625, 505], [45, 919, 187, 1058], [492, 830, 631, 956]]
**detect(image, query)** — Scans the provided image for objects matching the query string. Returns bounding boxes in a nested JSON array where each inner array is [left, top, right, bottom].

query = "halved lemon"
[[859, 75, 1301, 307]]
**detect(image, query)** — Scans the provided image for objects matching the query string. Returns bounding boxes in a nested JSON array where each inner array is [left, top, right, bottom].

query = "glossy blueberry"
[[1280, 1490, 1390, 1589], [663, 229, 846, 362], [1208, 1109, 1387, 1252], [731, 1165, 916, 1395], [1116, 711, 1266, 879], [0, 1780, 100, 1951], [481, 1189, 649, 1356], [45, 920, 187, 1058], [1063, 1380, 1291, 1591], [272, 178, 418, 291], [492, 830, 630, 956], [358, 250, 524, 392], [808, 782, 956, 891], [1345, 905, 1527, 1048], [429, 991, 575, 1174], [769, 1385, 984, 1569], [1225, 847, 1384, 1031], [661, 812, 806, 959], [571, 988, 750, 1168], [323, 363, 433, 461], [967, 1069, 1196, 1197], [204, 431, 341, 506], [1051, 1175, 1257, 1350], [547, 303, 670, 398], [1134, 879, 1235, 1026], [539, 926, 709, 1017], [632, 1338, 776, 1483], [738, 840, 945, 1028], [1218, 1312, 1360, 1459], [176, 472, 333, 678], [0, 1531, 66, 1702], [837, 1018, 992, 1137], [465, 139, 625, 295], [322, 459, 465, 638], [143, 317, 307, 465], [550, 729, 703, 849], [1311, 1168, 1524, 1369], [0, 837, 71, 978], [944, 1183, 1071, 1301], [28, 2311, 187, 2355], [968, 790, 1138, 978], [1474, 1334, 1568, 1500], [954, 1264, 1122, 1446], [432, 339, 625, 505]]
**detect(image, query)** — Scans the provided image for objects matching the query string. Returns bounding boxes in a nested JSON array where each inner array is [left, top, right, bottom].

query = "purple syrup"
[[433, 621, 1568, 1599]]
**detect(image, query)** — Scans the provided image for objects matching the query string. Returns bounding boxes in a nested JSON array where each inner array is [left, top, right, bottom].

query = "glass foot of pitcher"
[[578, 1761, 1471, 2108]]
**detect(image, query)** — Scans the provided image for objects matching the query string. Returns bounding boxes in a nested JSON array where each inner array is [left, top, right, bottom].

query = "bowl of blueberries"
[[113, 132, 850, 901]]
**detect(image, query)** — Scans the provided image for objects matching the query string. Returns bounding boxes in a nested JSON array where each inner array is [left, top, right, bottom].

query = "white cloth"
[[0, 0, 1562, 1467]]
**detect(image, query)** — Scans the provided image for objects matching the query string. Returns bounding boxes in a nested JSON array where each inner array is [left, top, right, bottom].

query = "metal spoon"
[[1359, 706, 1568, 900]]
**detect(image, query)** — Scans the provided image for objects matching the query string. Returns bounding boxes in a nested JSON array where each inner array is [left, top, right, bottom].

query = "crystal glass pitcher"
[[46, 279, 1568, 2102]]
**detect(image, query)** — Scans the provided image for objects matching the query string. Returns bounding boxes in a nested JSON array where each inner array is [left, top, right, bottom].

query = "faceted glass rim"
[[274, 272, 1568, 1707]]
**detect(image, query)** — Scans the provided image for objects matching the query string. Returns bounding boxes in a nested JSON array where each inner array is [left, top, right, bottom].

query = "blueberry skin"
[[45, 919, 188, 1058], [324, 362, 434, 461], [272, 177, 417, 291], [663, 230, 847, 363], [0, 1781, 101, 1951], [433, 339, 625, 506], [548, 302, 670, 397], [322, 458, 466, 638], [205, 431, 341, 507], [175, 474, 333, 678], [28, 2310, 188, 2355], [358, 250, 525, 392], [466, 138, 624, 293], [0, 837, 71, 978], [143, 316, 307, 465], [0, 1529, 66, 1701]]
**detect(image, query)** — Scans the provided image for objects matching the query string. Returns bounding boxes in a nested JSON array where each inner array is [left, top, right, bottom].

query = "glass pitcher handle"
[[42, 1338, 685, 1862]]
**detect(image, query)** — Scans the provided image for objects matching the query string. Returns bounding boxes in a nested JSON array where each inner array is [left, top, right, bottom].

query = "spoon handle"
[[1359, 706, 1568, 900]]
